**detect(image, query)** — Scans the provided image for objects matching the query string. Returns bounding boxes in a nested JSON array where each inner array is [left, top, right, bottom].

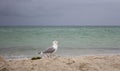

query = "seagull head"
[[53, 40, 58, 45], [52, 40, 58, 49]]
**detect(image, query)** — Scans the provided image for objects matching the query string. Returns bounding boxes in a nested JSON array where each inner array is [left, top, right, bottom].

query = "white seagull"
[[38, 40, 58, 57]]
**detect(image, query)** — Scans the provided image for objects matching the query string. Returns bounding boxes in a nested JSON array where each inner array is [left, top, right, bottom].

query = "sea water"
[[0, 26, 120, 59]]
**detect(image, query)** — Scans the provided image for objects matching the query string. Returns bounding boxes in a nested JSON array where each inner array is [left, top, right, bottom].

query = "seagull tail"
[[38, 51, 43, 55], [38, 51, 44, 58]]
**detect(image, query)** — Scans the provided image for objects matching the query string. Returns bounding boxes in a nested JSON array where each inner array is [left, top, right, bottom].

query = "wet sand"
[[1, 55, 120, 71]]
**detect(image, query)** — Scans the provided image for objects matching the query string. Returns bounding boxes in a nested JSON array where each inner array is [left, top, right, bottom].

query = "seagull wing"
[[43, 47, 55, 54]]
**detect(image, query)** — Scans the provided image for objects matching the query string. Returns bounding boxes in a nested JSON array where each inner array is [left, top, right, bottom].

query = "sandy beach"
[[0, 55, 120, 71]]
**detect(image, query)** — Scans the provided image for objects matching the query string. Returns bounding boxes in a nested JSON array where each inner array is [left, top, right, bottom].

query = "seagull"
[[38, 40, 58, 57]]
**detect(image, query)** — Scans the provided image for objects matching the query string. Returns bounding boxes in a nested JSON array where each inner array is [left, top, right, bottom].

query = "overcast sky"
[[0, 0, 120, 26]]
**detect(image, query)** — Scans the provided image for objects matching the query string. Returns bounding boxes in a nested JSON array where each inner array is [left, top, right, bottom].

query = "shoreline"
[[3, 53, 120, 60]]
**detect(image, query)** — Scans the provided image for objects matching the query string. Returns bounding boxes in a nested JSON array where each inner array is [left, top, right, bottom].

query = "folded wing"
[[43, 47, 55, 54]]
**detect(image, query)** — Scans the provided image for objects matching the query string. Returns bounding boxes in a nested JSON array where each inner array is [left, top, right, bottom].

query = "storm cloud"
[[0, 0, 120, 26]]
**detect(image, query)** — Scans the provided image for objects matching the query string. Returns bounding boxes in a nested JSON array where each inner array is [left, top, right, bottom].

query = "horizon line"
[[0, 25, 120, 27]]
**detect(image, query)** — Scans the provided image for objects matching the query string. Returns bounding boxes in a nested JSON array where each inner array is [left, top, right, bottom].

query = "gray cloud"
[[0, 0, 120, 26]]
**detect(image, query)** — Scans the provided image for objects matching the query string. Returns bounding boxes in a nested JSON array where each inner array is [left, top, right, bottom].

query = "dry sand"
[[0, 56, 12, 71], [1, 55, 120, 71]]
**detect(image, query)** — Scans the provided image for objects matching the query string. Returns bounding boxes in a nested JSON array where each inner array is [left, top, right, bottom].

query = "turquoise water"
[[0, 26, 120, 58]]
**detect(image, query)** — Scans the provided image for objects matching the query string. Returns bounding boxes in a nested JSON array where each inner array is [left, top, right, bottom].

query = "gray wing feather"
[[43, 47, 55, 53]]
